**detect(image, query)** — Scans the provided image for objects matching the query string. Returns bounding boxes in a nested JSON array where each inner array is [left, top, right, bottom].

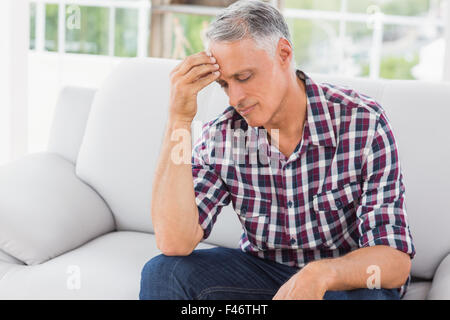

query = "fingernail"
[[206, 51, 212, 57], [210, 57, 216, 63]]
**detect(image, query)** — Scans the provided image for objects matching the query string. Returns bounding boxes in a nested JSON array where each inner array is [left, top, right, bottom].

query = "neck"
[[264, 70, 308, 145]]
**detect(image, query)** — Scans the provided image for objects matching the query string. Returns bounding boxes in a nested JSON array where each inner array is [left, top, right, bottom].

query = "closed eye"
[[237, 75, 251, 82], [216, 75, 251, 89]]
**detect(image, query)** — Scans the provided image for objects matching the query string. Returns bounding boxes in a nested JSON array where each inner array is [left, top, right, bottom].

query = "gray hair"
[[206, 0, 296, 69]]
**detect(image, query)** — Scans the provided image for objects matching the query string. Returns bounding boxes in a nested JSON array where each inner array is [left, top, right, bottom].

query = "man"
[[140, 0, 415, 300]]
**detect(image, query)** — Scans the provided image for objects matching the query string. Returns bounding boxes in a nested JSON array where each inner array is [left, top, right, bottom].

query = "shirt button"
[[241, 206, 247, 214], [287, 200, 293, 208], [290, 238, 296, 245], [335, 199, 343, 209]]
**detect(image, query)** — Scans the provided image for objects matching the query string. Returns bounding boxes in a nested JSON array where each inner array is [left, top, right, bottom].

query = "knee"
[[139, 254, 182, 300]]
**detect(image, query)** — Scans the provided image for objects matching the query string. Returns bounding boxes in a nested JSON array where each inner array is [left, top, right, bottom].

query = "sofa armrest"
[[426, 254, 450, 299], [0, 152, 115, 265]]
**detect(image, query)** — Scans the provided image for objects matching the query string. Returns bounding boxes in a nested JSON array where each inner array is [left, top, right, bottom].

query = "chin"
[[239, 105, 270, 128], [243, 115, 266, 128]]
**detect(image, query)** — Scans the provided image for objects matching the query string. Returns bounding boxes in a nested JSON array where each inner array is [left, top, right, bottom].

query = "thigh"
[[324, 288, 400, 300], [140, 247, 299, 300]]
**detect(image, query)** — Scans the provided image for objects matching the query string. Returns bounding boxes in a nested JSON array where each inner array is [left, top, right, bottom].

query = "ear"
[[276, 38, 293, 69]]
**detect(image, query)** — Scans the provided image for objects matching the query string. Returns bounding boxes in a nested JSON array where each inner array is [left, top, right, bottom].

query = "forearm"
[[311, 245, 412, 291], [151, 118, 201, 254]]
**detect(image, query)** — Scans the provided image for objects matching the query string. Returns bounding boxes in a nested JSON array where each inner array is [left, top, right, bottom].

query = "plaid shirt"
[[192, 70, 415, 298]]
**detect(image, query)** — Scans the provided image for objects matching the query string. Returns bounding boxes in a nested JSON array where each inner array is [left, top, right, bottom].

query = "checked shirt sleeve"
[[192, 124, 231, 240], [357, 112, 416, 259]]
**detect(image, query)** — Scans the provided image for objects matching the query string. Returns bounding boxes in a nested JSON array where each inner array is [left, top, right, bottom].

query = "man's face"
[[209, 38, 289, 128]]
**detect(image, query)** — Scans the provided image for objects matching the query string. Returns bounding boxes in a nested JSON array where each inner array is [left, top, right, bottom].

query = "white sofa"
[[0, 58, 449, 300]]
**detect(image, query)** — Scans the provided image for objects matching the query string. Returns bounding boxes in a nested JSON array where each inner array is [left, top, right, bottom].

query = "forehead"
[[209, 39, 272, 79]]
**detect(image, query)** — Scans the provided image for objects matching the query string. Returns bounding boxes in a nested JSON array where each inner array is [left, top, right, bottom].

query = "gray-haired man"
[[140, 0, 415, 300]]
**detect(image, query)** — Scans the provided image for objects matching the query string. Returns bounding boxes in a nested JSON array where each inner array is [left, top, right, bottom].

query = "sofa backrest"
[[48, 86, 97, 164], [72, 57, 450, 280]]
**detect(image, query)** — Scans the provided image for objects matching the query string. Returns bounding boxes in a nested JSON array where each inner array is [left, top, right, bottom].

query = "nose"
[[228, 83, 246, 108]]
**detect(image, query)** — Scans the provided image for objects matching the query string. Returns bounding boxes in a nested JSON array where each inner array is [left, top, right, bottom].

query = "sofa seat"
[[402, 281, 432, 300], [0, 231, 215, 300], [1, 229, 430, 299]]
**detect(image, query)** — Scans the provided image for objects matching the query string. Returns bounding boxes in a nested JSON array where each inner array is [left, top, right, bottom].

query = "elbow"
[[155, 235, 194, 257], [399, 253, 412, 285], [389, 251, 412, 288]]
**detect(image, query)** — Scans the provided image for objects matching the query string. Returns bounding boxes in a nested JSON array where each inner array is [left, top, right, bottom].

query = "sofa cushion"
[[0, 153, 115, 265], [47, 86, 97, 164]]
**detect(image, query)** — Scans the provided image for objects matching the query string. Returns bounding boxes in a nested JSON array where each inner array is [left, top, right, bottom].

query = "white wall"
[[0, 0, 29, 166], [444, 0, 450, 82]]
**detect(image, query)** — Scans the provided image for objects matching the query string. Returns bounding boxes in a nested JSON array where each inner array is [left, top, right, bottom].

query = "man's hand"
[[168, 51, 220, 123], [272, 262, 331, 300]]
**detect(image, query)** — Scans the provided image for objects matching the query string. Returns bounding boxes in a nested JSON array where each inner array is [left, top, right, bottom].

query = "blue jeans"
[[139, 247, 400, 300]]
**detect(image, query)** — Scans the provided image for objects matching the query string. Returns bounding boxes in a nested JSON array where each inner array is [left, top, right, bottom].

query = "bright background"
[[1, 0, 449, 165]]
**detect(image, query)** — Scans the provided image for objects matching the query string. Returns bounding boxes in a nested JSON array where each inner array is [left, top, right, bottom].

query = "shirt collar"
[[297, 69, 337, 148]]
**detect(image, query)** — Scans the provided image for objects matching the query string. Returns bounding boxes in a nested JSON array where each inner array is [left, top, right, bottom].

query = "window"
[[148, 0, 448, 80], [115, 8, 139, 57], [66, 6, 109, 55], [170, 13, 214, 59], [284, 0, 447, 80], [29, 0, 149, 57]]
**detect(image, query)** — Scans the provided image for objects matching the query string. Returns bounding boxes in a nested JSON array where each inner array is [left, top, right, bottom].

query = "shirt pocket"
[[312, 181, 361, 250], [234, 196, 271, 250]]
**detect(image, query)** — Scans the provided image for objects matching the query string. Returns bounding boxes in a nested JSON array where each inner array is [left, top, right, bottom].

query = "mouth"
[[239, 103, 257, 116]]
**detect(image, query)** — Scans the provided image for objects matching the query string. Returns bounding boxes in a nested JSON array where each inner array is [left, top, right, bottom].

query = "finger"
[[184, 63, 220, 84], [190, 70, 220, 92], [177, 52, 216, 77]]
